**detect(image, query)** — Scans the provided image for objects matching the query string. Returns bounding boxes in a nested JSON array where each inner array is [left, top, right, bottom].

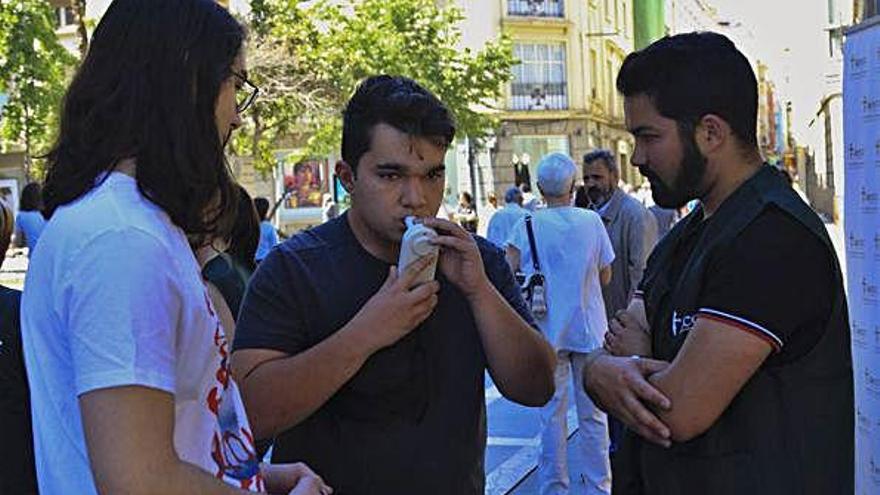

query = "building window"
[[590, 48, 599, 99], [508, 0, 564, 18], [57, 7, 76, 29], [606, 59, 615, 114], [511, 43, 568, 111]]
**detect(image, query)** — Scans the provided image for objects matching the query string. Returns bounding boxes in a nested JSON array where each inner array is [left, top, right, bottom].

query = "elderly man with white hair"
[[486, 186, 528, 248], [506, 152, 615, 495]]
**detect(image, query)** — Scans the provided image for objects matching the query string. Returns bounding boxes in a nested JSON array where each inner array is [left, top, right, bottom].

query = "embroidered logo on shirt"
[[671, 310, 698, 337]]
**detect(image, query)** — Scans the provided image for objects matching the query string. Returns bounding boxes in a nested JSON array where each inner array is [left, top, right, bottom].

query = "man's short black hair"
[[342, 75, 456, 172], [617, 31, 758, 148]]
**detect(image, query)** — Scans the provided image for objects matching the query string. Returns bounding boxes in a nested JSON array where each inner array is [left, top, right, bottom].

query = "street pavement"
[[0, 249, 27, 289], [484, 374, 584, 495]]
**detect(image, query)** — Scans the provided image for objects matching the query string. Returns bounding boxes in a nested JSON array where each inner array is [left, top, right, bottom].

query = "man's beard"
[[642, 132, 707, 209], [587, 184, 611, 208]]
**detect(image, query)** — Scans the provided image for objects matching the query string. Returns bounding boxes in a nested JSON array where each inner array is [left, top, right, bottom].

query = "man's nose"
[[401, 177, 428, 209]]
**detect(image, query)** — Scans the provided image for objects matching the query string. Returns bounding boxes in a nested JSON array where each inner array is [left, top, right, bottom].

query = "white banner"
[[844, 23, 880, 495]]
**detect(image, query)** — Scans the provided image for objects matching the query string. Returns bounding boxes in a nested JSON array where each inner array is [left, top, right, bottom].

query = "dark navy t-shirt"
[[233, 213, 537, 495]]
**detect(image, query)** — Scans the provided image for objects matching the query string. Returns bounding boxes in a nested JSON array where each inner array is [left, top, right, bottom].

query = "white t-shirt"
[[507, 206, 615, 352], [21, 173, 264, 494]]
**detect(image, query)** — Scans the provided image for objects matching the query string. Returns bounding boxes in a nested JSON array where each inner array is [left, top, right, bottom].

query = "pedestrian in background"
[[521, 182, 541, 211], [477, 191, 499, 238], [506, 152, 614, 495], [255, 196, 280, 262], [455, 190, 479, 233], [486, 186, 527, 248], [0, 197, 37, 495], [581, 149, 657, 460], [321, 193, 339, 223], [19, 1, 328, 493], [13, 182, 47, 254], [582, 149, 657, 324]]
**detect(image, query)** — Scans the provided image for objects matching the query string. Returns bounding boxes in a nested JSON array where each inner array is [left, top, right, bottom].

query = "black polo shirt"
[[615, 166, 854, 495], [233, 213, 536, 495], [639, 206, 833, 363]]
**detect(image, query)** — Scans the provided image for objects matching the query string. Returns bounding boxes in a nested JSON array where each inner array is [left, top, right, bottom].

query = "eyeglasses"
[[231, 71, 259, 114]]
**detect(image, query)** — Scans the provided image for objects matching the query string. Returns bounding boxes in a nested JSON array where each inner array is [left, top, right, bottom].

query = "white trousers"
[[538, 350, 612, 495]]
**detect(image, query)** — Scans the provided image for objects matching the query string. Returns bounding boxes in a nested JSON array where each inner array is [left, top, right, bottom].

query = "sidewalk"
[[485, 376, 579, 495], [0, 250, 27, 289]]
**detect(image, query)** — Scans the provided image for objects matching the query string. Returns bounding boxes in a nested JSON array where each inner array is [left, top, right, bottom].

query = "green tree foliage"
[[0, 0, 76, 179], [238, 0, 516, 171]]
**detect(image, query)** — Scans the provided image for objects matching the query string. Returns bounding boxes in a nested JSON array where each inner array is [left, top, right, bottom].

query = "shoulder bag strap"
[[525, 215, 541, 272]]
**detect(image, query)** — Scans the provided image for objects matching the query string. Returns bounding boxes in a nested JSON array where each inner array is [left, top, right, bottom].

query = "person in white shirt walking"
[[506, 153, 615, 495]]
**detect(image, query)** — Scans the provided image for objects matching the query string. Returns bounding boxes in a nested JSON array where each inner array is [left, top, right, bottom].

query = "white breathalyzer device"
[[398, 216, 439, 286]]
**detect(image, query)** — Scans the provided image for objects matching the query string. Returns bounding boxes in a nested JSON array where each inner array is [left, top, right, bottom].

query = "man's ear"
[[336, 160, 356, 194], [696, 114, 730, 155]]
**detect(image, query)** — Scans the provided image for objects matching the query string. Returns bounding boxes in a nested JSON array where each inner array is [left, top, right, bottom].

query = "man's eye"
[[379, 173, 400, 180]]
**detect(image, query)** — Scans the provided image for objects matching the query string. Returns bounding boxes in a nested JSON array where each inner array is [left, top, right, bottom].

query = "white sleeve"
[[596, 215, 615, 267], [61, 228, 183, 397]]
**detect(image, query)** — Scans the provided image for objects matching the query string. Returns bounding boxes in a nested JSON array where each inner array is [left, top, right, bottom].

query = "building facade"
[[456, 0, 639, 206]]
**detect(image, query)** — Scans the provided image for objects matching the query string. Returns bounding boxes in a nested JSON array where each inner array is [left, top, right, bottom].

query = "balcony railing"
[[510, 82, 568, 111], [508, 0, 564, 18]]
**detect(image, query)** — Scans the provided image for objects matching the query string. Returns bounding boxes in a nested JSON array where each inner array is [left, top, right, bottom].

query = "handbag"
[[518, 215, 547, 319]]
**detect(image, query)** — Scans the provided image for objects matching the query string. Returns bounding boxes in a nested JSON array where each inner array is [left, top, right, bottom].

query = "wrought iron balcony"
[[510, 82, 568, 111], [508, 0, 564, 18]]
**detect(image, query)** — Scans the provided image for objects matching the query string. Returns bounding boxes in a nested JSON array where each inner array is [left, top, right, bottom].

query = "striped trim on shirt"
[[697, 308, 783, 352]]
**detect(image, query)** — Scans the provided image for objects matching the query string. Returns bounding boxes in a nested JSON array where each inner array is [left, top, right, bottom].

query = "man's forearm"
[[237, 324, 376, 439], [469, 282, 555, 407]]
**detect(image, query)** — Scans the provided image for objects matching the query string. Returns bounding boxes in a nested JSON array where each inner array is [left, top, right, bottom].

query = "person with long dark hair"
[[20, 1, 329, 494], [13, 182, 46, 253]]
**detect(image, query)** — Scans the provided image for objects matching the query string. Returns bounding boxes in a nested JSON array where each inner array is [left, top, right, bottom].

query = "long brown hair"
[[43, 0, 244, 239]]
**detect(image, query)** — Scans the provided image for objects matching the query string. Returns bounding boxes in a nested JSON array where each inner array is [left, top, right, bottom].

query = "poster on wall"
[[281, 157, 327, 209], [843, 21, 880, 495]]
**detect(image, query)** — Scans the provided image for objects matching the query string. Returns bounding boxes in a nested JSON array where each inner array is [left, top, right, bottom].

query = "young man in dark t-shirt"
[[582, 33, 853, 494], [231, 76, 556, 495]]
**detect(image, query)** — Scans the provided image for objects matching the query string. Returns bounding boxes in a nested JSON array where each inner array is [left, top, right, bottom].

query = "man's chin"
[[587, 191, 608, 206], [651, 191, 690, 210]]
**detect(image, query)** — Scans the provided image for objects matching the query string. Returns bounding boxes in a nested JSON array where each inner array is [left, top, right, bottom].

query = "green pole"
[[633, 0, 665, 50]]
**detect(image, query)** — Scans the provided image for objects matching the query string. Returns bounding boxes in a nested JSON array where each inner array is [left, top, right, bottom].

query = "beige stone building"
[[454, 0, 640, 207]]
